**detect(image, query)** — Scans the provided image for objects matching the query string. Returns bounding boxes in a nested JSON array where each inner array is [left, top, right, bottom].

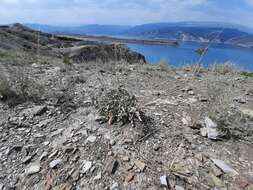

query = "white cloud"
[[0, 0, 252, 27]]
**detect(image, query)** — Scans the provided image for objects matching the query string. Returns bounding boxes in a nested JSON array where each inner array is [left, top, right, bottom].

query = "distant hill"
[[25, 22, 253, 48], [25, 24, 132, 36], [121, 22, 253, 48]]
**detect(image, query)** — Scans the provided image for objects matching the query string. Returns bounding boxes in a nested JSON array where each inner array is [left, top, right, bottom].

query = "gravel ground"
[[0, 59, 253, 190]]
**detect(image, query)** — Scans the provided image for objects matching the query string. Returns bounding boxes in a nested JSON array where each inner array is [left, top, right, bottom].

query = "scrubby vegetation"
[[241, 71, 253, 77]]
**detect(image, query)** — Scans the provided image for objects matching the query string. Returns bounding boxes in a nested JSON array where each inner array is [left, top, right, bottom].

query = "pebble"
[[48, 150, 58, 159], [211, 164, 223, 177], [81, 161, 92, 174], [203, 117, 219, 140], [40, 152, 48, 161], [43, 141, 50, 146], [49, 159, 63, 169], [153, 144, 161, 151], [71, 170, 80, 182], [105, 157, 119, 175], [109, 140, 116, 146], [134, 160, 146, 172], [160, 175, 168, 187], [86, 135, 97, 143], [25, 163, 41, 175], [94, 172, 102, 181], [211, 159, 238, 175], [108, 151, 113, 156], [22, 156, 33, 164], [123, 139, 133, 144], [200, 127, 207, 137], [126, 173, 134, 182], [175, 185, 185, 190], [111, 182, 119, 190], [235, 180, 249, 188], [188, 90, 195, 95], [122, 156, 130, 162], [210, 174, 224, 187]]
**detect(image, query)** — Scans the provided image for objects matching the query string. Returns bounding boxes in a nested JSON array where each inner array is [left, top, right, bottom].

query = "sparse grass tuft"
[[209, 62, 238, 75], [0, 80, 17, 101], [157, 59, 170, 71], [63, 55, 72, 65]]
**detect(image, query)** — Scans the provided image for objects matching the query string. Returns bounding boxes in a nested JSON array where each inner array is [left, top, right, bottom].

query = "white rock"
[[40, 152, 48, 161], [211, 159, 238, 176], [43, 141, 50, 146], [111, 182, 119, 190], [82, 161, 92, 174], [175, 185, 185, 190], [160, 175, 168, 187], [86, 136, 97, 143], [94, 172, 102, 181], [49, 159, 62, 169], [240, 108, 253, 118], [110, 140, 116, 146], [25, 163, 40, 175], [205, 117, 217, 128], [182, 116, 191, 126], [205, 117, 219, 140], [200, 128, 207, 137]]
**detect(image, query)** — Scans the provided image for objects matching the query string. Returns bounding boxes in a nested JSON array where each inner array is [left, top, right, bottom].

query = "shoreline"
[[58, 34, 179, 46]]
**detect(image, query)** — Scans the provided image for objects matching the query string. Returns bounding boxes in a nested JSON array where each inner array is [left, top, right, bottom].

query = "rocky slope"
[[0, 23, 146, 63], [0, 24, 253, 190], [0, 49, 253, 189]]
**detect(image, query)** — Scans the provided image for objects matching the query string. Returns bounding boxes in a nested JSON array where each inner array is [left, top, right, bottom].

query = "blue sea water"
[[127, 42, 253, 71]]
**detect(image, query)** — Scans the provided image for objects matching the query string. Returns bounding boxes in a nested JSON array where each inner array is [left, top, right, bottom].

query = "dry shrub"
[[204, 74, 253, 141], [97, 87, 138, 125], [0, 64, 44, 106], [157, 58, 170, 71], [96, 87, 152, 128], [209, 62, 239, 75]]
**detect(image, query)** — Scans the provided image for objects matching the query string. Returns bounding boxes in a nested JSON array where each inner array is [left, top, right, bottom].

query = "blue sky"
[[0, 0, 253, 27]]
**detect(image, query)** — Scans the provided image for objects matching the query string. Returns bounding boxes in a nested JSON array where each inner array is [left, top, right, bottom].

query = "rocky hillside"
[[0, 23, 146, 63], [26, 22, 253, 48], [0, 23, 253, 190], [122, 23, 253, 48], [0, 46, 253, 189]]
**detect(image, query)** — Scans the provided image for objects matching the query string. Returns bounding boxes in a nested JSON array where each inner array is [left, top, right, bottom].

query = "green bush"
[[241, 71, 253, 77], [0, 80, 17, 101], [63, 55, 71, 65]]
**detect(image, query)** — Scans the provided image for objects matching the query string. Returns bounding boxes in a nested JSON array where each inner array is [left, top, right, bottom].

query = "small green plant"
[[241, 71, 253, 77], [0, 51, 7, 58], [0, 80, 17, 101], [63, 55, 71, 65]]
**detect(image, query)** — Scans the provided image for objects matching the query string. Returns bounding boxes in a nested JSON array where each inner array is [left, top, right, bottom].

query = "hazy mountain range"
[[26, 24, 131, 36], [25, 22, 253, 48]]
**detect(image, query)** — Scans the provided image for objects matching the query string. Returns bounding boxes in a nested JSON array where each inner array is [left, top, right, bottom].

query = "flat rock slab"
[[211, 159, 238, 176], [25, 163, 41, 175], [134, 160, 146, 172], [240, 108, 253, 118], [21, 105, 47, 117], [49, 159, 63, 169], [104, 157, 119, 175]]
